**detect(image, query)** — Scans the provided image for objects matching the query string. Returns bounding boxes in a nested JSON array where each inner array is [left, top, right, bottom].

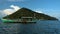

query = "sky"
[[0, 0, 60, 20]]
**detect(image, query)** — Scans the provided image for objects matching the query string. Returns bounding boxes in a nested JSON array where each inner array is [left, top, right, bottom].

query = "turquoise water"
[[0, 20, 60, 34]]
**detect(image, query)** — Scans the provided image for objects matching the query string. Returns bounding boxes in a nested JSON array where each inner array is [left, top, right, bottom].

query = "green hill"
[[3, 8, 58, 20]]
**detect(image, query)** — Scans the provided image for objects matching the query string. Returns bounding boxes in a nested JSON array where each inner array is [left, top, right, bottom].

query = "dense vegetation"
[[3, 8, 58, 20]]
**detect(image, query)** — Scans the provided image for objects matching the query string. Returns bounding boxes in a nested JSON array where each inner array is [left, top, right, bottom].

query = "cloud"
[[0, 5, 20, 18], [35, 10, 43, 13], [34, 9, 43, 13], [3, 9, 15, 15], [10, 5, 20, 11], [4, 5, 20, 15]]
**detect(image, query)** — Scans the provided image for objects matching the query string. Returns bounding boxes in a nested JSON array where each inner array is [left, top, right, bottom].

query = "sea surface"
[[0, 20, 60, 34]]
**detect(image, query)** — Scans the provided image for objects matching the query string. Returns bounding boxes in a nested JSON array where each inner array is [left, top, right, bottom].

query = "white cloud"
[[3, 9, 15, 15], [35, 10, 43, 13], [34, 9, 43, 13], [0, 10, 7, 18], [10, 5, 20, 11], [0, 5, 21, 18], [3, 5, 20, 15]]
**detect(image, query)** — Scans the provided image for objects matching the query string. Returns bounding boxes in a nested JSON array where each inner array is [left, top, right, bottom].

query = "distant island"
[[3, 8, 58, 20]]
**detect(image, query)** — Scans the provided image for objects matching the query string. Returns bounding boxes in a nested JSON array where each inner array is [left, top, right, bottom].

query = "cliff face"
[[3, 8, 58, 20]]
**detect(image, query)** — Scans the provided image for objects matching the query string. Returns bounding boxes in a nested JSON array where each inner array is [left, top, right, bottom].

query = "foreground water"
[[0, 20, 60, 34]]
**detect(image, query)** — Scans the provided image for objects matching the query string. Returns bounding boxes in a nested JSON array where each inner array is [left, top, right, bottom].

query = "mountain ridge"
[[3, 7, 58, 20]]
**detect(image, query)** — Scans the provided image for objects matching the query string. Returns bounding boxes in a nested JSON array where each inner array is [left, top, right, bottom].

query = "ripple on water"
[[0, 20, 60, 34]]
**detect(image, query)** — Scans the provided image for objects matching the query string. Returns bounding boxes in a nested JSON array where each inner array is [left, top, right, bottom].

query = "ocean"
[[0, 20, 60, 34]]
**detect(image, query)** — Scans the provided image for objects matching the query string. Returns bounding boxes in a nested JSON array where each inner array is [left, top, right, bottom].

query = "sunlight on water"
[[0, 20, 60, 34]]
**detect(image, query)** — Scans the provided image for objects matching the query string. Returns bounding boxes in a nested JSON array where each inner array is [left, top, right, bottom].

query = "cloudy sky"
[[0, 0, 60, 20]]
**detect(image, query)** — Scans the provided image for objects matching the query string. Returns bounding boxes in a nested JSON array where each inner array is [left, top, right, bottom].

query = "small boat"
[[2, 19, 14, 23], [2, 17, 37, 23]]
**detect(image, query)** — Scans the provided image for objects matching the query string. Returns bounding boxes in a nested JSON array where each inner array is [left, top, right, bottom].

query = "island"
[[3, 8, 58, 23]]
